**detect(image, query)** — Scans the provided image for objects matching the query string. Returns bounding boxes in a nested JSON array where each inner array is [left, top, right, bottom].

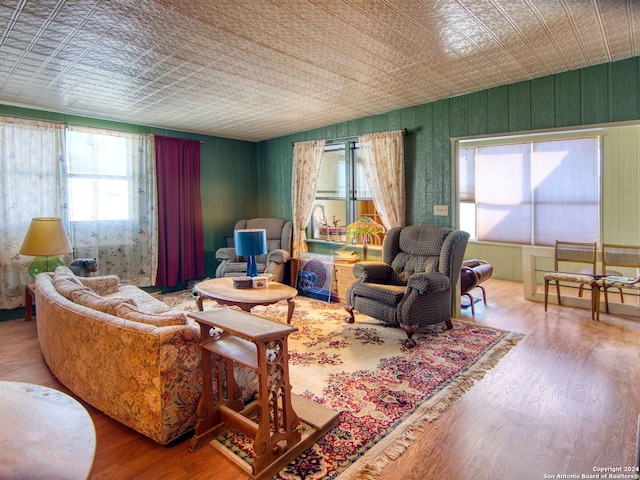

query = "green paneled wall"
[[0, 104, 258, 278], [258, 56, 640, 281], [4, 56, 640, 282]]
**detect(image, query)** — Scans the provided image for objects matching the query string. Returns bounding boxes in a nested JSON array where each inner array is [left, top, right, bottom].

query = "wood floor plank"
[[1, 278, 639, 479]]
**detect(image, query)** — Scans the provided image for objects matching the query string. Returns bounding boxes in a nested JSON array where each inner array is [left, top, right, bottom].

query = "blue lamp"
[[234, 229, 267, 277]]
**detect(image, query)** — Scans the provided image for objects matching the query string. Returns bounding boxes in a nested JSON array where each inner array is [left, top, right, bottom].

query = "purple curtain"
[[155, 135, 204, 287]]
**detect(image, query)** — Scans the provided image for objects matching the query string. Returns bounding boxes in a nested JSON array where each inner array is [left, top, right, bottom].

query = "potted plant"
[[347, 217, 385, 260]]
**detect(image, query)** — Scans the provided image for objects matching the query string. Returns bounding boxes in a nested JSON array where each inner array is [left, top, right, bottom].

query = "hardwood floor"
[[1, 278, 639, 479]]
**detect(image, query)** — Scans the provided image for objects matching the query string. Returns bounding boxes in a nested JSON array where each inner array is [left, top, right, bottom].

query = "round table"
[[194, 277, 298, 323], [0, 381, 96, 480]]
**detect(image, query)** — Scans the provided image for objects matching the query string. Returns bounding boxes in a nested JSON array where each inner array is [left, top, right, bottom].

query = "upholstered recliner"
[[345, 225, 469, 347], [215, 218, 293, 283]]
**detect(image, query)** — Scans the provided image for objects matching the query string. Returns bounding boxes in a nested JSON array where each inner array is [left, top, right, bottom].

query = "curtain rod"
[[291, 128, 408, 146]]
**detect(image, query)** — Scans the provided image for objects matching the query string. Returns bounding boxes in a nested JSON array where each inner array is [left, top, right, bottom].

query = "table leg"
[[25, 284, 35, 322], [286, 298, 295, 324], [196, 295, 204, 311]]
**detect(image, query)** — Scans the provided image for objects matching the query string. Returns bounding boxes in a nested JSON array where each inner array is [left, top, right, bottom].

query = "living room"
[[1, 2, 640, 479]]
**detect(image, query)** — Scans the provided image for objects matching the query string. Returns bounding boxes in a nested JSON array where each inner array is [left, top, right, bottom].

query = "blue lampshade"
[[234, 229, 267, 277]]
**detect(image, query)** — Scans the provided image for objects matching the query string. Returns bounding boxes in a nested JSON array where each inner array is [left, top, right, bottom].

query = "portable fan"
[[296, 253, 334, 302]]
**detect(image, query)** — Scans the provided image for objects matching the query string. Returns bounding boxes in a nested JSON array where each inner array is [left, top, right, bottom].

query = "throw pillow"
[[53, 265, 84, 286], [54, 277, 90, 301], [114, 303, 186, 327], [71, 289, 136, 316]]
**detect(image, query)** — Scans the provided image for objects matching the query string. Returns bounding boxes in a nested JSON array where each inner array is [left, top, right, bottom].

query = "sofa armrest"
[[266, 248, 290, 265], [352, 262, 393, 282], [79, 275, 121, 296], [407, 272, 450, 295], [216, 247, 239, 261]]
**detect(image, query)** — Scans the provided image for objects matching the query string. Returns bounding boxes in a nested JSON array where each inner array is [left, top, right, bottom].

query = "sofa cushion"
[[54, 277, 91, 301], [112, 285, 171, 314], [115, 303, 186, 327], [79, 275, 121, 296], [71, 288, 136, 316], [53, 265, 84, 286]]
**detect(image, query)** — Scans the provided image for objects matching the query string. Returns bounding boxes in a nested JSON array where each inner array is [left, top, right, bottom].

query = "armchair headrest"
[[398, 225, 452, 256], [234, 218, 293, 254]]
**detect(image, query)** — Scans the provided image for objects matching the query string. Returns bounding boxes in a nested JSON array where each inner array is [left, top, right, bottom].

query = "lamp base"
[[28, 256, 66, 279], [246, 255, 258, 277]]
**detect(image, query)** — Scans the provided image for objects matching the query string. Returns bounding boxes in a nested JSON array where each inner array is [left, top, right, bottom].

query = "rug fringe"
[[338, 331, 525, 480]]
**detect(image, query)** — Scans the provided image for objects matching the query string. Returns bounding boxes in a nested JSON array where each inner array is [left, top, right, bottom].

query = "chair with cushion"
[[594, 243, 640, 320], [543, 241, 598, 317], [345, 225, 469, 348], [215, 218, 293, 284], [460, 259, 493, 315]]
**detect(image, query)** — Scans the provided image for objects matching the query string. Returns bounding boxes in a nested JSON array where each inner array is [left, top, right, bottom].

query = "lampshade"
[[20, 217, 73, 256], [234, 229, 267, 277], [20, 217, 72, 278], [234, 229, 267, 256]]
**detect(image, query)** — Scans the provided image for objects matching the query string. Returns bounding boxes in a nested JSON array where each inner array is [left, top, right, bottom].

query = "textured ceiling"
[[0, 1, 638, 142]]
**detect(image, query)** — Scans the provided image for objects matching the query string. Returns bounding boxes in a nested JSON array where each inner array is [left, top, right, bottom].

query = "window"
[[458, 133, 601, 246], [66, 129, 130, 221], [310, 141, 381, 243]]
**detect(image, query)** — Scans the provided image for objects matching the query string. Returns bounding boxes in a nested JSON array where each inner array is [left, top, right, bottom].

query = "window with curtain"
[[311, 141, 382, 243], [458, 134, 601, 246], [65, 126, 158, 286], [0, 116, 65, 309]]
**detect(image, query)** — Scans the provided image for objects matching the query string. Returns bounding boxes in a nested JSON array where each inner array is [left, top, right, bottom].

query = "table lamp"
[[19, 217, 73, 278], [234, 229, 267, 277]]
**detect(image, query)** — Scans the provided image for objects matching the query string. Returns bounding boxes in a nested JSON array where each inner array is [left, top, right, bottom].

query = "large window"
[[66, 130, 130, 221], [458, 133, 601, 246], [310, 141, 381, 243]]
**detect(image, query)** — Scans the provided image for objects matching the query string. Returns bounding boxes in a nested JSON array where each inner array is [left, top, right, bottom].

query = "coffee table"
[[0, 381, 96, 480], [194, 277, 298, 323]]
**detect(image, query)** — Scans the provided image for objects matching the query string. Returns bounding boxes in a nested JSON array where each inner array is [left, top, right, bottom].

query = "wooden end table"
[[0, 381, 96, 480], [193, 277, 298, 324], [188, 308, 339, 479], [25, 283, 36, 321]]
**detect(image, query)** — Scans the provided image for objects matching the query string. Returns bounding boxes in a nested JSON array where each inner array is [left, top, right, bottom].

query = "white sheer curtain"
[[291, 140, 325, 258], [358, 130, 406, 229], [66, 126, 158, 286], [0, 116, 66, 309]]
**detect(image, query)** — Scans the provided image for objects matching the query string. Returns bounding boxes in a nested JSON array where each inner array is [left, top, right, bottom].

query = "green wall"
[[258, 56, 640, 280], [4, 56, 640, 281], [0, 104, 258, 278]]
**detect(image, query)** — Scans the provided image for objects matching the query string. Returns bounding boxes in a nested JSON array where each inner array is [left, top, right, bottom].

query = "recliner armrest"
[[407, 272, 450, 295], [266, 249, 290, 265], [353, 262, 393, 282], [215, 247, 238, 261]]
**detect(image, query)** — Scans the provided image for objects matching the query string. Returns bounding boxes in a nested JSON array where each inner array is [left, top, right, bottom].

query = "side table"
[[0, 381, 96, 480], [25, 283, 36, 321], [188, 308, 339, 479]]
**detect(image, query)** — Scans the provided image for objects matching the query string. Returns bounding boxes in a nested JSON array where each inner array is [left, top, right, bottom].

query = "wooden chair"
[[543, 241, 598, 317], [594, 244, 640, 320]]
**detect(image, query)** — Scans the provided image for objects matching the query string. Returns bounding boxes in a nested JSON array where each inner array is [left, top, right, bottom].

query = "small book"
[[604, 275, 640, 284]]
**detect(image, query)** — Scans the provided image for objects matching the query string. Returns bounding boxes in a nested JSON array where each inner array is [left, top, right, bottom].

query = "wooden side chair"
[[594, 244, 640, 320], [543, 241, 598, 317]]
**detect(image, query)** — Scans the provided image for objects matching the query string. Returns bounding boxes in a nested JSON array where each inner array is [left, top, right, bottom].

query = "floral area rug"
[[157, 289, 524, 480]]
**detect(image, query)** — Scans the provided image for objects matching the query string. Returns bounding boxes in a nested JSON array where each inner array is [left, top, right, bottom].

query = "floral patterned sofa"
[[34, 266, 202, 445]]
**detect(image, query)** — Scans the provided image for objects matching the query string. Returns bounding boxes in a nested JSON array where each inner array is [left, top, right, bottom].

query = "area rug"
[[157, 289, 524, 480]]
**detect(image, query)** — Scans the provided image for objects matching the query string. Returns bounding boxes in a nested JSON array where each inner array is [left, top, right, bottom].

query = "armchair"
[[345, 225, 469, 348], [215, 218, 293, 283]]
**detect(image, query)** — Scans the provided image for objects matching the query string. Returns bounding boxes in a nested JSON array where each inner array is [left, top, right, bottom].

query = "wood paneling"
[[4, 57, 640, 282], [258, 57, 640, 281]]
